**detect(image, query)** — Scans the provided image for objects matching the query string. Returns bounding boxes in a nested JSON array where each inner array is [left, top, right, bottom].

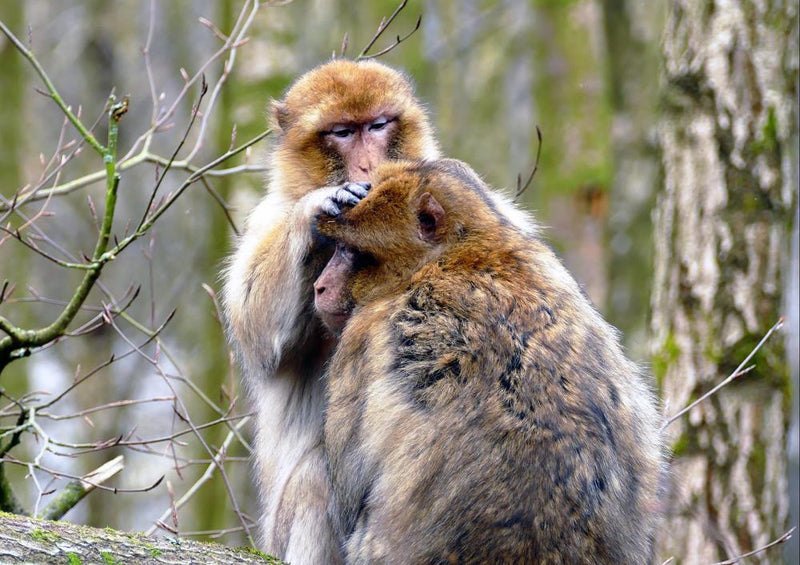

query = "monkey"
[[313, 159, 665, 564], [222, 59, 441, 563]]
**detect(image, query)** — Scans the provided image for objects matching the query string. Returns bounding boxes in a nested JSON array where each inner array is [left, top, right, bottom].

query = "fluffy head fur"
[[269, 60, 440, 201]]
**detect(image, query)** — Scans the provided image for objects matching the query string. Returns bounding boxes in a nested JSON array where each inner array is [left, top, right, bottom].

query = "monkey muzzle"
[[314, 244, 356, 333]]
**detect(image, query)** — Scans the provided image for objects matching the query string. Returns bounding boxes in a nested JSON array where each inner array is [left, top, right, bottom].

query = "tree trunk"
[[601, 0, 664, 360], [787, 201, 799, 562], [0, 512, 282, 564], [652, 0, 798, 563]]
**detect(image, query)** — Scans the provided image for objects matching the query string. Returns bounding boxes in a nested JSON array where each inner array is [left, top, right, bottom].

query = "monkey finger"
[[320, 199, 342, 216], [333, 188, 362, 207], [343, 182, 371, 198]]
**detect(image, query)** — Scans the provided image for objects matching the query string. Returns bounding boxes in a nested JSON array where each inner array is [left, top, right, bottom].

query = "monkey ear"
[[269, 100, 291, 133], [415, 192, 445, 243]]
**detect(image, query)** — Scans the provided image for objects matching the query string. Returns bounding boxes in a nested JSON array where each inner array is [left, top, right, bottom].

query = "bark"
[[0, 512, 283, 565], [652, 0, 798, 563], [785, 121, 799, 563]]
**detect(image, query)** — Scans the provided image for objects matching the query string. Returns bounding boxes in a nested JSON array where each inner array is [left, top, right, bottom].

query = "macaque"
[[314, 159, 664, 564], [222, 60, 439, 563]]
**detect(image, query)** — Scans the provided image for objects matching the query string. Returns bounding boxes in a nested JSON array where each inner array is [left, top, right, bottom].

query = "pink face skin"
[[322, 116, 398, 182], [314, 245, 356, 334]]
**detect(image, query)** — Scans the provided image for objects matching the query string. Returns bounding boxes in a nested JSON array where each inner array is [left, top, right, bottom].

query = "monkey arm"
[[223, 185, 359, 564], [224, 191, 316, 378], [225, 183, 367, 379]]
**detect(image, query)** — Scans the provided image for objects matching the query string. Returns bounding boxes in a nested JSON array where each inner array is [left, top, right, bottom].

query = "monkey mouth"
[[316, 308, 352, 334]]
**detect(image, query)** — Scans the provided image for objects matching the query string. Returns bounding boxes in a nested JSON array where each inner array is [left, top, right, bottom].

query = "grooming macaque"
[[223, 60, 439, 563], [314, 159, 664, 564]]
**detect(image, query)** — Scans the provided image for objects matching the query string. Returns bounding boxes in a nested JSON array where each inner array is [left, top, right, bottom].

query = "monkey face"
[[320, 116, 399, 182], [313, 163, 459, 334], [267, 59, 440, 201], [314, 244, 357, 334]]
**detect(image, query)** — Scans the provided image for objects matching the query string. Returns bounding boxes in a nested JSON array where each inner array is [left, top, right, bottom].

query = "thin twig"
[[0, 21, 105, 156], [1, 456, 163, 494], [661, 318, 785, 430], [145, 416, 250, 536], [515, 126, 542, 200], [357, 0, 418, 59], [359, 14, 422, 60], [710, 526, 795, 565], [139, 78, 208, 229], [37, 456, 125, 520], [185, 0, 260, 161], [142, 0, 160, 124], [200, 177, 240, 235]]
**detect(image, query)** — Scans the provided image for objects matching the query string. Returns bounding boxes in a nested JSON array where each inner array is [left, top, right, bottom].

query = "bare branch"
[[359, 9, 422, 60], [200, 177, 240, 236], [145, 416, 250, 536], [37, 456, 124, 520], [710, 527, 795, 565], [661, 318, 785, 430], [0, 21, 105, 156], [139, 78, 208, 229], [357, 0, 419, 59]]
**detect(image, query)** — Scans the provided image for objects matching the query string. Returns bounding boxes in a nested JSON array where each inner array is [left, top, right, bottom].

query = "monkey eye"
[[330, 125, 354, 139], [352, 249, 378, 271], [368, 117, 390, 131]]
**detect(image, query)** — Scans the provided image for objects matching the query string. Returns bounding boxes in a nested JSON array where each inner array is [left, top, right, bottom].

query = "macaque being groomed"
[[222, 59, 440, 564], [314, 159, 665, 564]]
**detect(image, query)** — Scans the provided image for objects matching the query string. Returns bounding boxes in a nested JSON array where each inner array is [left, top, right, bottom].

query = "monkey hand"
[[306, 182, 371, 219]]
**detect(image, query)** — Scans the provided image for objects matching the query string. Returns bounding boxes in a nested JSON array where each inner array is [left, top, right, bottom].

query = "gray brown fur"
[[317, 160, 664, 564]]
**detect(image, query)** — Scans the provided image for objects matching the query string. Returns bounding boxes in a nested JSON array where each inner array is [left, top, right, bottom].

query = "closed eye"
[[369, 117, 394, 132], [329, 126, 354, 138]]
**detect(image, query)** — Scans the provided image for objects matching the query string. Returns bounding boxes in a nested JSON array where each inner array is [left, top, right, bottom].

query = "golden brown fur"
[[315, 160, 665, 564], [270, 60, 439, 201], [223, 60, 439, 564]]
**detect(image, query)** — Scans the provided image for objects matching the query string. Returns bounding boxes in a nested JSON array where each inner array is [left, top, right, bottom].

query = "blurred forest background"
[[0, 1, 797, 563]]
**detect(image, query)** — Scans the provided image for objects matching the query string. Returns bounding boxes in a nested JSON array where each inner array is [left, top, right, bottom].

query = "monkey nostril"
[[315, 284, 326, 296]]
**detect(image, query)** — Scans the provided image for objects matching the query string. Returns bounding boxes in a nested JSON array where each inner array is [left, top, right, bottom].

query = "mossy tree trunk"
[[652, 0, 798, 563]]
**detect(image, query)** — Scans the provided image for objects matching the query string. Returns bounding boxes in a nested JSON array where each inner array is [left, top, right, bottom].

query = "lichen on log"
[[0, 512, 283, 565]]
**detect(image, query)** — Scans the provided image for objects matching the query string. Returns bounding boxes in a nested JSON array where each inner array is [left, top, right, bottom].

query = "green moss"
[[232, 545, 284, 563], [142, 541, 163, 557], [751, 106, 779, 155], [652, 331, 681, 389], [99, 551, 117, 565], [30, 527, 60, 544], [65, 554, 82, 565], [671, 433, 690, 457]]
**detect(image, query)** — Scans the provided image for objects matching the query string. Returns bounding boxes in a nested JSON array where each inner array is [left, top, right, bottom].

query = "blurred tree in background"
[[0, 1, 797, 563]]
